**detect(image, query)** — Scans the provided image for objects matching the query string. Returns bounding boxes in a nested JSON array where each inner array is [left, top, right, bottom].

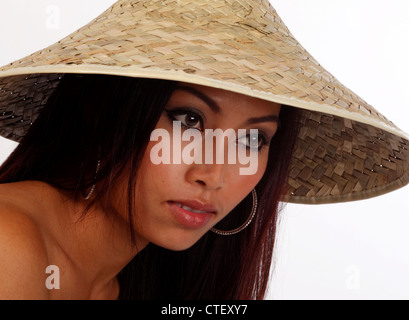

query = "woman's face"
[[132, 83, 281, 250]]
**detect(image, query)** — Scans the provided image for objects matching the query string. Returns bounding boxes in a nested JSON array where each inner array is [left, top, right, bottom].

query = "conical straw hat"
[[0, 0, 408, 204]]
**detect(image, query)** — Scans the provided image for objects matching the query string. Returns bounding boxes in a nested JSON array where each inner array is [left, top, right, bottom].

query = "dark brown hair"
[[0, 74, 301, 299]]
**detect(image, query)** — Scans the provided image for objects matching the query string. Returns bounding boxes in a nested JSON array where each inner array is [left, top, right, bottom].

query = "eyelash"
[[165, 108, 270, 152], [165, 107, 204, 131]]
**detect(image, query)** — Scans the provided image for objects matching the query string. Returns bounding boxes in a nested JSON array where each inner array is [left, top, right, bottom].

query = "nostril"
[[196, 180, 206, 186]]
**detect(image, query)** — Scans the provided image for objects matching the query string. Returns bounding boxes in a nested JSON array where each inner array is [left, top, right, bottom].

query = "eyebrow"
[[246, 115, 280, 125], [175, 85, 221, 114], [175, 85, 280, 126]]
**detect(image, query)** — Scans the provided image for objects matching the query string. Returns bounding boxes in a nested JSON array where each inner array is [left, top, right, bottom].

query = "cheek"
[[231, 149, 269, 183], [139, 141, 184, 191], [222, 154, 268, 213]]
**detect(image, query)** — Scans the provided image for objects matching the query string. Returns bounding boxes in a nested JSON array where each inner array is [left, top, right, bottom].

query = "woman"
[[0, 0, 408, 300], [0, 74, 300, 299]]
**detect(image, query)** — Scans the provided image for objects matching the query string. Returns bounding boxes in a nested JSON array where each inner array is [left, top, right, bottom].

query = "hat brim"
[[0, 0, 408, 204]]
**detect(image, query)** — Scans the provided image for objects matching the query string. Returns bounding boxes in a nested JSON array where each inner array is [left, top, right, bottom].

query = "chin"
[[152, 231, 206, 252]]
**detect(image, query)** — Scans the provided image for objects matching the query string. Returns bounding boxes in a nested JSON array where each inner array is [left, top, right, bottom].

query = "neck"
[[53, 191, 148, 293]]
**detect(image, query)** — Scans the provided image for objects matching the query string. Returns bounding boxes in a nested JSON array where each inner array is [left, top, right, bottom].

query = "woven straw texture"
[[0, 0, 408, 204]]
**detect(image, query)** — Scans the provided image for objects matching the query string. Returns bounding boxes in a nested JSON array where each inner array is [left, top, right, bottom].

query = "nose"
[[185, 161, 226, 190], [184, 129, 237, 190]]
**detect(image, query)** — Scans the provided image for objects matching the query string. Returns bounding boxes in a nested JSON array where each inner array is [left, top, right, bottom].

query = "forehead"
[[174, 83, 281, 116]]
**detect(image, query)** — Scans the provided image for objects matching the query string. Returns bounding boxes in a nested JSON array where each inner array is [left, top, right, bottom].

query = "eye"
[[236, 132, 268, 151], [165, 108, 204, 131]]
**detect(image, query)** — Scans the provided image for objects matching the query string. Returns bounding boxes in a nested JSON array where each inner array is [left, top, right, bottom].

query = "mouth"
[[167, 200, 217, 229], [170, 200, 217, 214]]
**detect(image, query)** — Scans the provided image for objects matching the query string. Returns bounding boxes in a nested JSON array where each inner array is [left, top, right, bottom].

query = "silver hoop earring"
[[82, 153, 101, 200], [211, 189, 258, 236]]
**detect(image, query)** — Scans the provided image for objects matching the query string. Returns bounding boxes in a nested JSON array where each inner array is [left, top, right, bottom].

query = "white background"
[[0, 0, 408, 300]]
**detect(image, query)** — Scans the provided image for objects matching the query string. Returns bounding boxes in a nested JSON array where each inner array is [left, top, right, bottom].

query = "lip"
[[167, 200, 217, 229]]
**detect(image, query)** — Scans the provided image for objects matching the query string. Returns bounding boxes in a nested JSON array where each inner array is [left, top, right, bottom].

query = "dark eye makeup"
[[165, 107, 204, 131], [165, 107, 270, 152]]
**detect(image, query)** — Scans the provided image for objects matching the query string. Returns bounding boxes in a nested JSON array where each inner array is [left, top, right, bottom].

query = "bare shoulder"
[[0, 198, 50, 299]]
